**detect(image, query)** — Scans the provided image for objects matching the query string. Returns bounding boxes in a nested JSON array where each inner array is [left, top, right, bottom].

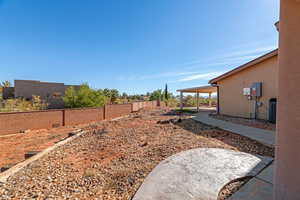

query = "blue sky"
[[0, 0, 279, 95]]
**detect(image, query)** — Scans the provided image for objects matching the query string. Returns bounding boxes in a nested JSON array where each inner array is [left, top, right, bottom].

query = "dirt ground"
[[210, 113, 276, 131], [0, 126, 81, 168], [0, 109, 274, 200]]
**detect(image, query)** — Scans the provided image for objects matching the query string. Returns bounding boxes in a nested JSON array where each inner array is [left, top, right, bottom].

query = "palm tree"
[[1, 81, 11, 88], [0, 80, 11, 95]]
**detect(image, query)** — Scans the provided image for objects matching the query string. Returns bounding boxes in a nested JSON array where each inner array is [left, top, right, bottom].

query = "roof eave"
[[209, 49, 278, 85]]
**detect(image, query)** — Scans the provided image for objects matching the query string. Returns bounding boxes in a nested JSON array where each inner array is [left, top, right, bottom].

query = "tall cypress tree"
[[164, 84, 168, 100]]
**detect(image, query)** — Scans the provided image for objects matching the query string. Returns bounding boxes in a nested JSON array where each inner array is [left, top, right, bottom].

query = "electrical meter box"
[[251, 82, 262, 97], [243, 88, 251, 96]]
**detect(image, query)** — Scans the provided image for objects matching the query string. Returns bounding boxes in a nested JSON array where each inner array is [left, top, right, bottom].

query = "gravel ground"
[[210, 113, 276, 131], [218, 177, 252, 200], [0, 126, 79, 168], [0, 109, 274, 200]]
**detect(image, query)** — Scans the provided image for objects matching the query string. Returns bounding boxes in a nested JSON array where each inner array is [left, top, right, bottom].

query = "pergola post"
[[180, 92, 183, 110], [208, 92, 212, 107], [196, 92, 199, 112], [274, 1, 300, 199]]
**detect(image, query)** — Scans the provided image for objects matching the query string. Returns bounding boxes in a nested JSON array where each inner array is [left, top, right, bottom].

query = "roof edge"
[[209, 49, 278, 84], [176, 85, 217, 93]]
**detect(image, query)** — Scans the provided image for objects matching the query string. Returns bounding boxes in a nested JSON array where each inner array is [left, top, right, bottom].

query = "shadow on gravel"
[[160, 109, 197, 117], [172, 118, 274, 158]]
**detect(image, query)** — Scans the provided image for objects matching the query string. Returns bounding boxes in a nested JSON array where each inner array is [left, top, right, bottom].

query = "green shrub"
[[164, 98, 179, 108], [0, 96, 47, 112], [182, 95, 217, 107], [150, 89, 163, 101], [63, 84, 109, 108]]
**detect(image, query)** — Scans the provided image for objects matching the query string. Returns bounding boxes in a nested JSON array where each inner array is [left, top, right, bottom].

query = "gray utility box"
[[251, 82, 262, 97]]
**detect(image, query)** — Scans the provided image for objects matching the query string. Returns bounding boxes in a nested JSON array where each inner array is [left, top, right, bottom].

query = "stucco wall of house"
[[14, 80, 65, 99], [217, 55, 278, 120], [275, 0, 300, 198]]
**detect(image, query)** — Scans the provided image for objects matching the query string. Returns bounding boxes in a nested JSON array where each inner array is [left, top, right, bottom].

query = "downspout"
[[217, 86, 220, 114], [196, 92, 199, 112]]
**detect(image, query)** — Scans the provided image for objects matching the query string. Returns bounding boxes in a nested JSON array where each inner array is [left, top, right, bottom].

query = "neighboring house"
[[209, 49, 278, 121], [4, 80, 80, 109], [2, 87, 14, 99]]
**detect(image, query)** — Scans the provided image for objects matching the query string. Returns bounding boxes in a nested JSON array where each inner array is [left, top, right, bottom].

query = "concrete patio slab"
[[133, 148, 273, 200], [228, 177, 273, 200], [192, 112, 275, 147]]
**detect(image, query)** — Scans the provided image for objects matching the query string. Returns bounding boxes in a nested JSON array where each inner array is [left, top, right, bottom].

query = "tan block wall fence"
[[64, 107, 105, 126], [0, 101, 161, 135], [0, 110, 63, 135]]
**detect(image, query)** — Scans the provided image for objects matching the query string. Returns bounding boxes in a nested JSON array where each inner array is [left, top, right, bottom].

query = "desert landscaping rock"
[[0, 165, 14, 173], [24, 151, 40, 159], [133, 148, 273, 200], [193, 112, 275, 147], [0, 126, 81, 168], [210, 114, 276, 131], [0, 130, 84, 184], [0, 109, 274, 200], [68, 132, 76, 137]]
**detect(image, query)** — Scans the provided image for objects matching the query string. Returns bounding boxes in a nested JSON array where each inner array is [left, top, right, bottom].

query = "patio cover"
[[177, 85, 217, 111], [177, 85, 217, 93]]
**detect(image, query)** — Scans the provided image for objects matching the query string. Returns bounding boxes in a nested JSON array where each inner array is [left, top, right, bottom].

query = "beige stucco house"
[[209, 49, 278, 121], [3, 80, 80, 109]]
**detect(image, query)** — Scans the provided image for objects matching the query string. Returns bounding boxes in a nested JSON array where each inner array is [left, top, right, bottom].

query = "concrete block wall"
[[0, 101, 162, 136], [64, 107, 104, 126], [0, 110, 63, 135], [132, 102, 141, 112], [132, 101, 158, 111], [104, 104, 132, 120]]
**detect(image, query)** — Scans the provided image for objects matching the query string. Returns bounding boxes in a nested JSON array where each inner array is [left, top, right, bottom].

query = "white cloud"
[[221, 46, 277, 59], [138, 71, 200, 80], [178, 71, 226, 82], [118, 70, 205, 81], [185, 45, 277, 70], [117, 44, 277, 83]]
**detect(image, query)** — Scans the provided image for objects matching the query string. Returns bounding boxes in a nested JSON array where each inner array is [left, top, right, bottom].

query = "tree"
[[0, 80, 11, 100], [1, 81, 11, 88], [102, 88, 119, 104], [63, 84, 108, 108], [128, 94, 143, 101], [164, 84, 169, 100], [122, 92, 128, 99], [63, 86, 77, 108], [185, 95, 196, 107], [150, 89, 162, 101], [110, 89, 119, 103]]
